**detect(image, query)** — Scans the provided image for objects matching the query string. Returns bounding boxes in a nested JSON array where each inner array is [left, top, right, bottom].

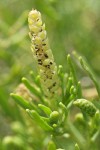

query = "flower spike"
[[28, 9, 59, 97]]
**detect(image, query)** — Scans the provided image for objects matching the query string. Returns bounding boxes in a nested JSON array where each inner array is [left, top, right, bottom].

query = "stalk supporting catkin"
[[28, 9, 59, 97]]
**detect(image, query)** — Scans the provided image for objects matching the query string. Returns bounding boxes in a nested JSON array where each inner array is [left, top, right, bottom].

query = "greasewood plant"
[[10, 9, 100, 150]]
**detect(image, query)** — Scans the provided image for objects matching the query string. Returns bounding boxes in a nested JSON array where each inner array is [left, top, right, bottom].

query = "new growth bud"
[[28, 9, 59, 97], [50, 111, 59, 124]]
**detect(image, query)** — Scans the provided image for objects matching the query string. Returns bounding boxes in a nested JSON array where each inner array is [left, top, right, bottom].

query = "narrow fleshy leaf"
[[65, 77, 73, 99], [22, 77, 42, 99], [10, 93, 33, 110], [26, 109, 53, 131], [79, 57, 100, 98], [38, 104, 52, 116], [91, 130, 100, 142], [75, 143, 80, 150], [76, 81, 82, 98], [67, 54, 78, 86], [70, 85, 77, 95], [47, 141, 56, 150], [30, 71, 40, 86], [59, 102, 68, 114]]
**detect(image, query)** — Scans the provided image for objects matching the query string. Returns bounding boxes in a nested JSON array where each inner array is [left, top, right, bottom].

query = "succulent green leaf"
[[22, 77, 42, 99], [75, 143, 80, 150], [79, 57, 100, 98], [76, 81, 82, 98], [41, 116, 50, 123], [30, 71, 41, 86], [91, 130, 100, 142], [38, 104, 52, 116], [67, 54, 78, 86], [26, 109, 53, 131], [59, 102, 68, 114], [58, 65, 63, 79], [10, 93, 33, 110], [70, 85, 77, 95], [47, 141, 56, 150], [65, 77, 73, 100]]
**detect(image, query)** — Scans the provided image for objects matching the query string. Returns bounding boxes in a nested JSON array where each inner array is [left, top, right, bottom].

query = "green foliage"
[[75, 143, 80, 150], [47, 141, 56, 150], [0, 1, 100, 150]]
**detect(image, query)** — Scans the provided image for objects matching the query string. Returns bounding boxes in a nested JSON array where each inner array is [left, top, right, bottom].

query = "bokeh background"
[[0, 0, 100, 149]]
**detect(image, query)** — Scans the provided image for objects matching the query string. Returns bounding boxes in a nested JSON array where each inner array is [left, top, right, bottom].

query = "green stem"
[[67, 120, 87, 149], [79, 57, 100, 98]]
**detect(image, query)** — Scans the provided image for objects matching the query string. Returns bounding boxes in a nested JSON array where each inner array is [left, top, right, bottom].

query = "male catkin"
[[28, 9, 59, 97]]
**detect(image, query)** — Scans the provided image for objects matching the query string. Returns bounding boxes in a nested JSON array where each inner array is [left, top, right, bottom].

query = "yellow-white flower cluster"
[[28, 9, 59, 97]]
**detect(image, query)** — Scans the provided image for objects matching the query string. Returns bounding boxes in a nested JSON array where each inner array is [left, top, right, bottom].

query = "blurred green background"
[[0, 0, 100, 149]]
